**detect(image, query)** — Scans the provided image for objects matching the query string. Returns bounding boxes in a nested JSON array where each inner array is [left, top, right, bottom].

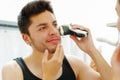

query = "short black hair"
[[18, 0, 54, 35], [119, 0, 120, 4]]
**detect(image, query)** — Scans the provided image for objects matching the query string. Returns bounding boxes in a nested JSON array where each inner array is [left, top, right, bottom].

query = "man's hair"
[[118, 0, 120, 4], [18, 0, 54, 35]]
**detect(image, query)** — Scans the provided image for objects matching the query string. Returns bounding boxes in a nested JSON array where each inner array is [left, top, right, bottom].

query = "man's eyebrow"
[[36, 23, 47, 27], [36, 20, 57, 27], [53, 20, 57, 24]]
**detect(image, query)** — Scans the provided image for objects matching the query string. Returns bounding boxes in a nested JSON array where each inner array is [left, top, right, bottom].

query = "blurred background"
[[0, 0, 118, 79]]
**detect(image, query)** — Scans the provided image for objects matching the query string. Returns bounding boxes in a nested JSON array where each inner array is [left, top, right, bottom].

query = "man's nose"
[[48, 26, 59, 36]]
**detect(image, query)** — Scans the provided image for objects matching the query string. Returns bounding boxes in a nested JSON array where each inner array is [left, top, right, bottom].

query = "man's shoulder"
[[65, 54, 83, 64], [65, 54, 91, 78], [65, 54, 88, 70], [2, 60, 19, 72], [2, 59, 23, 79]]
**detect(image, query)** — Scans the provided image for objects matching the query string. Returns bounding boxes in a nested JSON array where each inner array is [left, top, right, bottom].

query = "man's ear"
[[22, 34, 31, 45]]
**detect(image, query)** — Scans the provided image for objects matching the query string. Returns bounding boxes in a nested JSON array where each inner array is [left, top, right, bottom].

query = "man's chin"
[[48, 49, 56, 54]]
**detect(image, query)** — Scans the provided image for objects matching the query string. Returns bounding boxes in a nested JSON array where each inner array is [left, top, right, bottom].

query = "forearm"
[[112, 76, 120, 80], [88, 48, 112, 80]]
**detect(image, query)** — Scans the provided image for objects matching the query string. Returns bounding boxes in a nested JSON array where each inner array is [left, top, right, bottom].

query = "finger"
[[58, 45, 64, 62], [52, 44, 61, 58], [70, 24, 87, 31], [42, 49, 49, 63], [111, 45, 120, 64], [70, 35, 80, 43], [116, 45, 120, 61]]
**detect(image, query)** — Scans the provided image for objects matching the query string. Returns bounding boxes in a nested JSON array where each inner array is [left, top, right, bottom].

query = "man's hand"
[[70, 24, 96, 55], [42, 44, 64, 80]]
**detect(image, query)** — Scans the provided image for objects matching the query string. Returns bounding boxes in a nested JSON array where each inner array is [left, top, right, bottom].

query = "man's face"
[[116, 1, 120, 31], [27, 10, 61, 53]]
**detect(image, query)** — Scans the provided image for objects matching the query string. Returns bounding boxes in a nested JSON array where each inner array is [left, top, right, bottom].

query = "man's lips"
[[47, 38, 60, 44]]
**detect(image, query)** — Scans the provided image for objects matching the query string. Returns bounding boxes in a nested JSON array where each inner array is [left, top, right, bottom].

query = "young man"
[[2, 0, 111, 80], [111, 0, 120, 80]]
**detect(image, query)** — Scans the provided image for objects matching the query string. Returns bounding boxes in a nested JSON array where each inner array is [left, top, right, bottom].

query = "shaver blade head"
[[59, 25, 71, 35]]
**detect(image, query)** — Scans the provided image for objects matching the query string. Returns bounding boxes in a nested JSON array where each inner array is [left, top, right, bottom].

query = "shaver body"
[[59, 25, 88, 37]]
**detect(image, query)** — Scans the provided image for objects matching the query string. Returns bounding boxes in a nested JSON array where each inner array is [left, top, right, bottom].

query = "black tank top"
[[14, 56, 76, 80]]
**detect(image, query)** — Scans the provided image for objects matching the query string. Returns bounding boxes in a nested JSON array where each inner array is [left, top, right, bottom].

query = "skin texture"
[[90, 60, 98, 72]]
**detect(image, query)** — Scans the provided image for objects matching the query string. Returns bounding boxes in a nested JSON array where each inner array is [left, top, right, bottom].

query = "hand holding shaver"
[[59, 24, 88, 38]]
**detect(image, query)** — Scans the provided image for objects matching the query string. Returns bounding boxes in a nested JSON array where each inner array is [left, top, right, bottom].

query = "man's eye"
[[39, 26, 46, 31]]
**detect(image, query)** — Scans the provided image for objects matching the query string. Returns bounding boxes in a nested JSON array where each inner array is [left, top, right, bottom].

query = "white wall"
[[0, 27, 32, 80]]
